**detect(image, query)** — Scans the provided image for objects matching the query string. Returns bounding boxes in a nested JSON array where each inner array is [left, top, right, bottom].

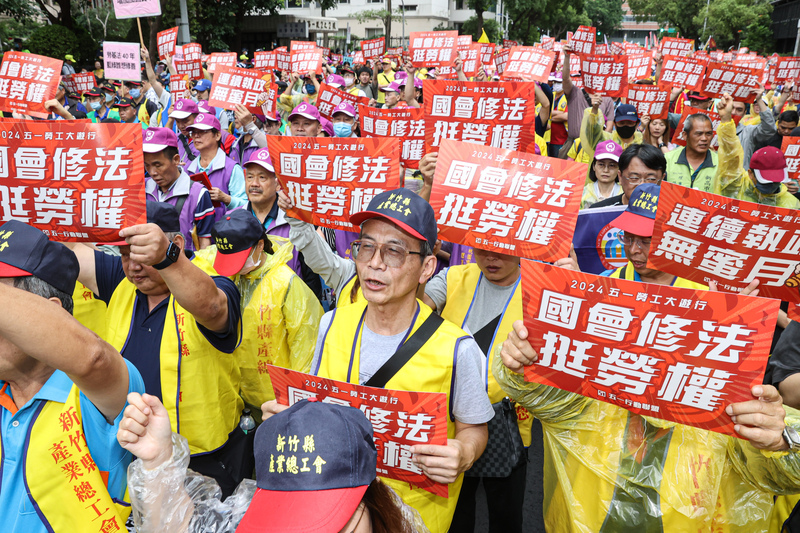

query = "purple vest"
[[190, 152, 238, 222], [449, 243, 476, 266], [177, 133, 200, 165], [334, 230, 359, 260], [145, 177, 206, 252], [230, 137, 259, 167]]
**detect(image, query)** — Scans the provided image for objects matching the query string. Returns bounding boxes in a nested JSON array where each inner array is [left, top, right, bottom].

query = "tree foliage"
[[355, 8, 402, 40], [699, 0, 772, 49], [462, 16, 502, 43], [26, 24, 79, 61], [0, 0, 36, 20], [74, 4, 133, 42], [466, 0, 496, 37], [504, 0, 590, 44], [584, 0, 623, 37], [628, 0, 705, 40]]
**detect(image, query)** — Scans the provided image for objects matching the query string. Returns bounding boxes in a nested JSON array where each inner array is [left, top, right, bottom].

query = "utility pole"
[[178, 0, 190, 45]]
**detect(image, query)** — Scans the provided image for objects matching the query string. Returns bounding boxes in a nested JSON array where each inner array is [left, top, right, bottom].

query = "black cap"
[[211, 210, 265, 276], [0, 221, 79, 295], [147, 201, 181, 234], [84, 86, 103, 97], [350, 189, 437, 250], [114, 97, 135, 108]]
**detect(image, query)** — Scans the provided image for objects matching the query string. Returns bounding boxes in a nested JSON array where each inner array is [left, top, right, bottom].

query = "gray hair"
[[684, 113, 713, 136], [13, 276, 74, 315]]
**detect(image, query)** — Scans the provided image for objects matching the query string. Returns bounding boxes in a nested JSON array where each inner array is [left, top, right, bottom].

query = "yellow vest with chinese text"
[[2, 384, 131, 532], [317, 299, 467, 533], [105, 256, 243, 455], [607, 262, 708, 290], [72, 281, 107, 340], [441, 263, 534, 446]]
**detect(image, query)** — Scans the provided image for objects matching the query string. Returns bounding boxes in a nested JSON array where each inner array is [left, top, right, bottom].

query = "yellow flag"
[[478, 29, 490, 43]]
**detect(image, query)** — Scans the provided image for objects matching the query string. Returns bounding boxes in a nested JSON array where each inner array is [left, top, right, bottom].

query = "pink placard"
[[112, 0, 161, 19], [102, 41, 141, 82]]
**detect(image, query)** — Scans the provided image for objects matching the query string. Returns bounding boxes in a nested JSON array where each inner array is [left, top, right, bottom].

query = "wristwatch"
[[658, 143, 667, 148], [783, 426, 800, 451], [154, 242, 181, 270]]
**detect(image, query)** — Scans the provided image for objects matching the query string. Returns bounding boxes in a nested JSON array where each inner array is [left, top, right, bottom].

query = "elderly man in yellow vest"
[[0, 220, 145, 533], [264, 188, 493, 533], [67, 202, 246, 498]]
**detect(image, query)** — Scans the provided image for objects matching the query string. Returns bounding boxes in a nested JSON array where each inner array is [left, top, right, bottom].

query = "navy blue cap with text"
[[615, 103, 639, 123], [350, 189, 437, 250], [211, 209, 265, 276], [0, 220, 79, 295], [236, 400, 377, 533], [611, 183, 660, 237]]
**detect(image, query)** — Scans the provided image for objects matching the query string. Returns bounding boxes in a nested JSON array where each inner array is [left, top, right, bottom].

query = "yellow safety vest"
[[72, 281, 107, 340], [336, 273, 364, 308], [441, 263, 534, 446], [0, 384, 131, 531], [607, 262, 708, 290], [317, 299, 468, 533], [105, 256, 243, 455]]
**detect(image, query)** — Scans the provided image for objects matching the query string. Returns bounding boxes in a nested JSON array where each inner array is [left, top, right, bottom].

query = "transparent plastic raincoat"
[[492, 354, 800, 532]]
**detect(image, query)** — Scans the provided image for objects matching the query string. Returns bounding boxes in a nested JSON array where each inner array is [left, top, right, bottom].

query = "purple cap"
[[289, 102, 321, 122], [197, 100, 217, 115], [594, 140, 623, 162], [169, 98, 200, 120], [325, 74, 346, 88], [142, 127, 179, 153], [332, 101, 357, 118], [414, 77, 423, 89], [253, 113, 267, 123], [380, 81, 401, 93], [245, 147, 274, 173], [187, 112, 221, 131], [320, 117, 334, 137], [395, 71, 408, 82]]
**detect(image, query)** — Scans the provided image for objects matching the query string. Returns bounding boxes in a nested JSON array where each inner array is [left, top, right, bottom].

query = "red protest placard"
[[259, 82, 279, 118], [579, 54, 628, 97], [352, 51, 364, 64], [316, 83, 369, 120], [276, 50, 290, 71], [626, 53, 653, 81], [180, 43, 202, 62], [0, 119, 146, 241], [330, 53, 343, 64], [208, 65, 272, 115], [609, 41, 624, 56], [0, 52, 61, 119], [268, 365, 449, 497], [206, 52, 236, 73], [649, 181, 800, 303], [409, 31, 458, 68], [460, 43, 482, 77], [424, 80, 540, 154], [671, 106, 721, 149], [626, 84, 669, 120], [733, 56, 767, 71], [775, 57, 800, 83], [595, 44, 608, 55], [782, 136, 800, 181], [570, 26, 596, 55], [700, 61, 761, 103], [169, 75, 191, 97], [429, 139, 584, 261], [503, 47, 555, 83], [157, 27, 178, 60], [65, 72, 97, 95], [660, 37, 694, 57], [494, 49, 509, 75], [479, 43, 495, 65], [290, 49, 323, 75], [541, 37, 555, 51], [268, 136, 402, 232], [291, 41, 317, 52], [359, 105, 425, 169], [362, 37, 386, 59], [658, 55, 706, 91], [254, 51, 275, 70], [174, 58, 204, 81], [503, 39, 519, 49], [520, 259, 777, 437]]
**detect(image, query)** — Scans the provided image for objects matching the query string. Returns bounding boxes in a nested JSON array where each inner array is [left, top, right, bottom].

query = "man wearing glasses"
[[590, 144, 667, 208], [602, 183, 706, 289]]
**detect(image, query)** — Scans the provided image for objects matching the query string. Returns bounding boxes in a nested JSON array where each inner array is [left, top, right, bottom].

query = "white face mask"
[[553, 83, 563, 92], [345, 76, 355, 87], [243, 250, 262, 271]]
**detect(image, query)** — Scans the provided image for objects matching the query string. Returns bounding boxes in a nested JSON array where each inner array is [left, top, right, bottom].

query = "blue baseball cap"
[[615, 103, 639, 123], [0, 221, 79, 295], [236, 400, 376, 533], [108, 202, 181, 246], [194, 79, 212, 92], [611, 183, 659, 237], [350, 188, 438, 250]]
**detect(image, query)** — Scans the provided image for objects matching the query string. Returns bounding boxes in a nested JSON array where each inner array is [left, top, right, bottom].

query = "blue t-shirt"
[[94, 250, 241, 399], [0, 361, 144, 533]]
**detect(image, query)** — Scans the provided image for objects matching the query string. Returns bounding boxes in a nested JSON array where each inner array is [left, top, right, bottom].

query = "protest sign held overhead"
[[0, 119, 146, 241], [361, 37, 386, 59], [268, 136, 401, 232], [660, 37, 694, 57], [253, 51, 275, 70], [627, 54, 653, 82], [699, 62, 761, 103], [103, 42, 141, 82], [359, 105, 425, 169], [579, 54, 628, 98], [429, 139, 584, 262], [208, 65, 272, 115], [157, 27, 179, 60], [0, 52, 61, 119], [409, 31, 458, 68], [316, 83, 369, 120], [626, 85, 670, 120], [658, 55, 706, 91], [570, 26, 596, 55], [774, 57, 800, 83], [174, 58, 204, 80], [502, 47, 556, 83], [112, 0, 161, 19], [63, 72, 96, 95], [181, 43, 202, 63], [206, 52, 236, 73], [291, 49, 324, 75]]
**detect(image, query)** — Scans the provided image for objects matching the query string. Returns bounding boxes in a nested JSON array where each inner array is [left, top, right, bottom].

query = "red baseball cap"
[[750, 146, 790, 184]]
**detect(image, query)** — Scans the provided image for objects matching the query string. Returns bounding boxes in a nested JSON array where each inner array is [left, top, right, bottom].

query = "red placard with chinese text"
[[502, 39, 519, 49], [609, 41, 624, 56], [180, 43, 202, 63], [362, 37, 385, 59], [700, 61, 761, 103], [206, 52, 236, 73], [733, 56, 767, 71], [316, 83, 369, 120], [775, 57, 800, 83], [494, 49, 509, 75], [649, 181, 800, 303], [276, 50, 290, 72], [503, 47, 555, 83], [0, 119, 146, 241], [430, 139, 584, 261], [424, 80, 540, 154], [660, 37, 694, 57], [626, 85, 669, 120], [570, 26, 596, 55], [169, 75, 191, 97], [352, 51, 365, 65], [781, 136, 800, 181], [409, 31, 458, 68], [579, 54, 627, 97], [359, 105, 425, 169], [260, 82, 279, 118], [208, 65, 272, 115], [520, 259, 776, 436], [268, 136, 402, 232], [64, 72, 97, 95], [254, 51, 275, 70], [658, 55, 706, 91], [0, 52, 61, 119], [460, 44, 482, 78], [627, 54, 653, 81], [157, 27, 178, 60], [595, 44, 608, 55], [174, 58, 204, 81], [268, 366, 448, 497], [291, 41, 317, 52], [480, 43, 495, 65], [671, 106, 721, 149], [290, 49, 323, 75]]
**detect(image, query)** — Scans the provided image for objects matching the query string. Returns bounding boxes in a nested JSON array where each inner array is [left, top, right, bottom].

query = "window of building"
[[400, 4, 417, 10], [365, 28, 384, 37]]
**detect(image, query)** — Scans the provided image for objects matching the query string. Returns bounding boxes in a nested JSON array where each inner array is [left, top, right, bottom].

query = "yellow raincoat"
[[492, 355, 800, 532]]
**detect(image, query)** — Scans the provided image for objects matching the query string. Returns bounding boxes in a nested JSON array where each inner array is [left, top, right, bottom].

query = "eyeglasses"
[[621, 174, 660, 184], [351, 240, 423, 268], [618, 231, 652, 249]]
